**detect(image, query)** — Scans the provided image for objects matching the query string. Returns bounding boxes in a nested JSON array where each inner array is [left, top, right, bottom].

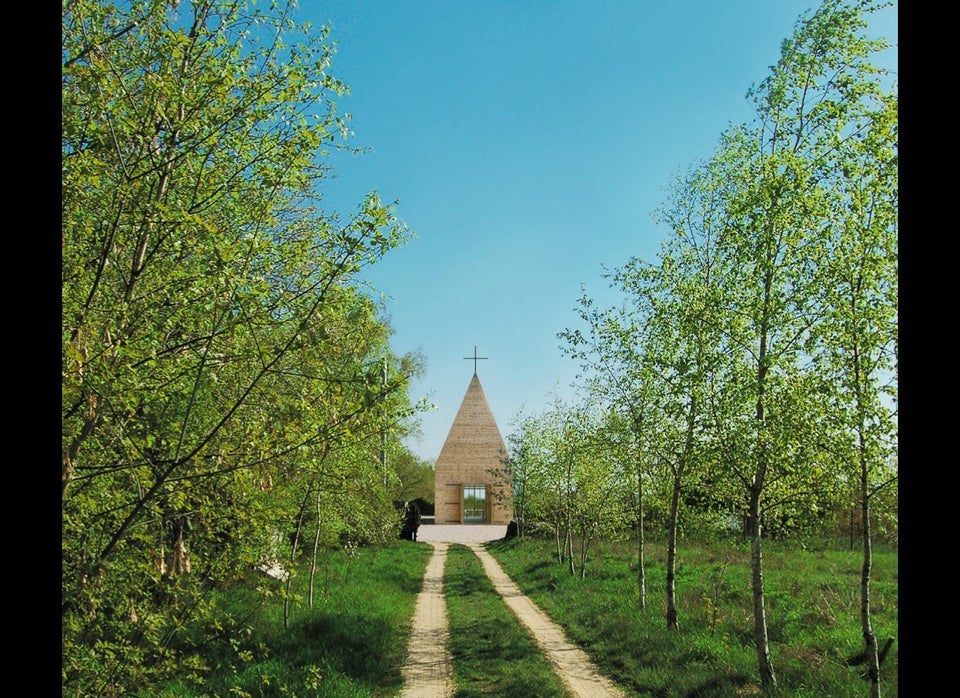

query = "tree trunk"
[[750, 269, 776, 689], [849, 505, 855, 550], [62, 392, 100, 505], [748, 490, 776, 689], [169, 531, 191, 574], [284, 506, 306, 630], [578, 529, 591, 580], [555, 523, 564, 564], [309, 490, 324, 608], [860, 459, 881, 697], [666, 474, 682, 631], [518, 497, 525, 542], [163, 515, 191, 576], [636, 467, 646, 610]]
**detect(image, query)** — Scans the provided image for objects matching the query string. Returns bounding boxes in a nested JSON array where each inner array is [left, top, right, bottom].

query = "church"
[[433, 348, 513, 524]]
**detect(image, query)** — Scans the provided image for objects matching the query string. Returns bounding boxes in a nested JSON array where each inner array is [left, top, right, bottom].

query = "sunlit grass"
[[143, 533, 897, 697], [147, 541, 433, 697], [444, 544, 572, 697], [486, 534, 898, 697]]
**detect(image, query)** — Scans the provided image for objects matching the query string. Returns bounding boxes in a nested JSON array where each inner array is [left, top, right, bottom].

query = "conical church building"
[[433, 368, 513, 524]]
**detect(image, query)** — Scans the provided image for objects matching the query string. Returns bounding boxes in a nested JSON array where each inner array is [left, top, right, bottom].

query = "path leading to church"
[[399, 541, 455, 698], [399, 525, 624, 698]]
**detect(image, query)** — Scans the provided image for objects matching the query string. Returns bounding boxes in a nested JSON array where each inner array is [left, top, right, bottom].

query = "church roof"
[[435, 372, 508, 471]]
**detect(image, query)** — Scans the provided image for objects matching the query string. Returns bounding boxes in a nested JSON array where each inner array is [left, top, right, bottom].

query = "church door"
[[463, 484, 486, 523]]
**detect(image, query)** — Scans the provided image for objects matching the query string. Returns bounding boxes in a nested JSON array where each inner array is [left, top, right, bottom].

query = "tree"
[[505, 408, 544, 543], [560, 289, 663, 607], [568, 402, 633, 580], [693, 1, 896, 688], [506, 401, 577, 564], [565, 165, 730, 630], [812, 49, 897, 698], [596, 403, 657, 609], [390, 449, 436, 505], [62, 1, 419, 693], [508, 396, 631, 579], [635, 162, 730, 632], [540, 398, 581, 572]]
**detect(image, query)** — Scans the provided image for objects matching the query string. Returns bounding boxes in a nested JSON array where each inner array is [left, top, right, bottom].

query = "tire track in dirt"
[[400, 526, 624, 698], [399, 542, 455, 698], [468, 543, 625, 698]]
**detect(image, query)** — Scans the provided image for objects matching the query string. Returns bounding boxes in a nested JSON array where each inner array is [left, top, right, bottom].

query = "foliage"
[[389, 449, 436, 505], [143, 541, 433, 697], [551, 0, 896, 690], [62, 1, 424, 693], [506, 397, 632, 580]]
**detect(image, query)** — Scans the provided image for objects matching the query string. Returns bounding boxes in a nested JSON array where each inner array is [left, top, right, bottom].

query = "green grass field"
[[485, 534, 898, 697], [145, 533, 896, 697], [146, 542, 432, 697]]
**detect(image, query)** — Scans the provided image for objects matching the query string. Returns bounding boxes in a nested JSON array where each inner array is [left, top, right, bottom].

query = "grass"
[[485, 534, 898, 697], [140, 533, 898, 697], [443, 544, 572, 697], [145, 541, 433, 697]]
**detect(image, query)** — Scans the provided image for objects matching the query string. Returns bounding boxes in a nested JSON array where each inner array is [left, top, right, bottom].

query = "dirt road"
[[399, 542, 455, 698], [399, 525, 624, 697]]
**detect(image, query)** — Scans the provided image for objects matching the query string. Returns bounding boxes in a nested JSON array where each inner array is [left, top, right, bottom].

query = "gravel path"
[[414, 524, 508, 544], [399, 525, 624, 698]]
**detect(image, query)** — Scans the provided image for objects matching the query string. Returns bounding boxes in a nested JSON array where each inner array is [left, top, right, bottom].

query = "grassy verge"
[[147, 541, 433, 697], [140, 534, 897, 697], [444, 544, 572, 697], [485, 535, 898, 697]]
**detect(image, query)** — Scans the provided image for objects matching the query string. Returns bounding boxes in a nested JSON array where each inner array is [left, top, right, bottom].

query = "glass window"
[[463, 484, 486, 522]]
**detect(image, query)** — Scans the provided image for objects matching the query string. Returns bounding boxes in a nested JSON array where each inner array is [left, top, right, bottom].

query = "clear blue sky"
[[305, 0, 898, 463]]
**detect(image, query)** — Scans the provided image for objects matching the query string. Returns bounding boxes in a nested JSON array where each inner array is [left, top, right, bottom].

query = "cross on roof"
[[463, 345, 489, 374]]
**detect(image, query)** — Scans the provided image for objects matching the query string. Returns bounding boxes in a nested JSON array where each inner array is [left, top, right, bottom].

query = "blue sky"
[[306, 0, 898, 462]]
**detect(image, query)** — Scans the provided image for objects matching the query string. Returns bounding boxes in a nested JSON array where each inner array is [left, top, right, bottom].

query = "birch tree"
[[700, 1, 896, 688], [813, 53, 898, 698], [561, 290, 663, 607]]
